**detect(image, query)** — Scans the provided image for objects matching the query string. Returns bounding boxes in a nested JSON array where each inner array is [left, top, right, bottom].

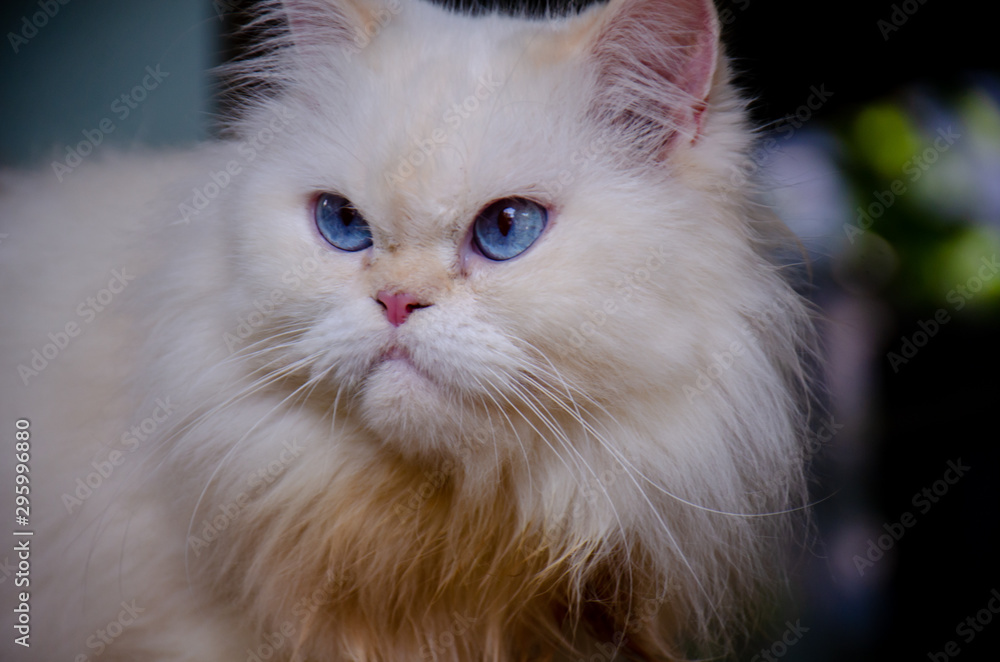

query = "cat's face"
[[223, 0, 736, 459]]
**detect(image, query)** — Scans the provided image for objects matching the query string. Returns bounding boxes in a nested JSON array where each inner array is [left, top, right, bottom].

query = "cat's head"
[[219, 0, 800, 470]]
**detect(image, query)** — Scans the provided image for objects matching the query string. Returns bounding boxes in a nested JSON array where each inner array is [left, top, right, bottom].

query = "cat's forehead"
[[272, 2, 609, 241], [323, 24, 586, 233]]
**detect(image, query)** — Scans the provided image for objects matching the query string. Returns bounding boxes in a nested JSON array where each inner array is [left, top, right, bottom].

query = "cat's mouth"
[[380, 345, 410, 362], [373, 343, 435, 384]]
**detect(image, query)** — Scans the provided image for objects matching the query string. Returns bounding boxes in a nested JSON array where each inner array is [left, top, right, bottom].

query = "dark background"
[[2, 1, 998, 660]]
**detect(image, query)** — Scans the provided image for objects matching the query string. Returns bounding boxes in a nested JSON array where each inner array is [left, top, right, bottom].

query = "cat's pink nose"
[[376, 290, 430, 327]]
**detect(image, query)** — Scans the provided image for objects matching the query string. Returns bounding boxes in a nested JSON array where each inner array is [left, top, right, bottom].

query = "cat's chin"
[[358, 354, 468, 453]]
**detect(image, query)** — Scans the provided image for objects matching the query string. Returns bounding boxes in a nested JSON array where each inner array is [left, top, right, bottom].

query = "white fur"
[[0, 0, 815, 659]]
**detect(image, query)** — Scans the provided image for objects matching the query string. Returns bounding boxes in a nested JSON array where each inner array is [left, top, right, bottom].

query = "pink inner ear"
[[591, 0, 720, 152]]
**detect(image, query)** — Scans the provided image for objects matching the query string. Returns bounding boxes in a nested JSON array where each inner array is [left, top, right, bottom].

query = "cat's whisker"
[[502, 377, 631, 529], [182, 350, 329, 581], [469, 373, 533, 489], [72, 345, 327, 595], [141, 347, 316, 477], [498, 343, 745, 630], [483, 371, 585, 482], [161, 345, 317, 446], [494, 378, 644, 635], [326, 377, 347, 439], [510, 339, 816, 520], [492, 374, 639, 585], [511, 360, 793, 628], [504, 340, 627, 434], [209, 323, 312, 370], [458, 374, 518, 494], [478, 378, 601, 539]]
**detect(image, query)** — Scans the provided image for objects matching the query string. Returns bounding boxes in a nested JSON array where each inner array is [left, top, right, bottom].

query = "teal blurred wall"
[[0, 0, 219, 167]]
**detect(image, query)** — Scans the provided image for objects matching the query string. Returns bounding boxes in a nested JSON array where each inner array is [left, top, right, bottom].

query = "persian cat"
[[0, 0, 816, 659]]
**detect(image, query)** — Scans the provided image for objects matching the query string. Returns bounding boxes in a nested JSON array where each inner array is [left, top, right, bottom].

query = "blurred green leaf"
[[851, 103, 921, 180]]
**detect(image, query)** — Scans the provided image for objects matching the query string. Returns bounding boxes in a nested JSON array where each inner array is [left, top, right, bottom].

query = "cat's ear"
[[581, 0, 720, 156]]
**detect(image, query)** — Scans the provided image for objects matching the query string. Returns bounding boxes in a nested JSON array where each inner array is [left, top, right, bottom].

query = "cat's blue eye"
[[315, 192, 373, 252], [473, 198, 547, 261]]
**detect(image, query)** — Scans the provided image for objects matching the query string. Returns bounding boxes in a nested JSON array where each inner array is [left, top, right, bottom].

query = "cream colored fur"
[[0, 0, 815, 660]]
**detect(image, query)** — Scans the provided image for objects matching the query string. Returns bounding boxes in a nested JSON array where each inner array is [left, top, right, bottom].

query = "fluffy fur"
[[0, 0, 815, 660]]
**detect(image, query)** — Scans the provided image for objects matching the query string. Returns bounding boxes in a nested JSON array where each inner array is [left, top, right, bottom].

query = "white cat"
[[0, 0, 816, 659]]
